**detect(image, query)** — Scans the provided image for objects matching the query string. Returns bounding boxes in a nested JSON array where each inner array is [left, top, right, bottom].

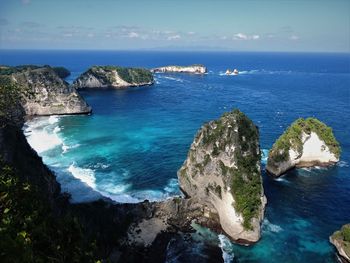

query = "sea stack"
[[178, 109, 266, 243], [151, 64, 207, 74], [0, 65, 91, 116], [266, 118, 340, 177], [330, 224, 350, 263], [72, 66, 154, 89]]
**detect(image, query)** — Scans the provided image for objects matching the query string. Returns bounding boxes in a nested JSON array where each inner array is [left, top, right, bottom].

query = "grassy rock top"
[[85, 65, 153, 85], [330, 224, 350, 260], [268, 117, 341, 165], [0, 65, 70, 79]]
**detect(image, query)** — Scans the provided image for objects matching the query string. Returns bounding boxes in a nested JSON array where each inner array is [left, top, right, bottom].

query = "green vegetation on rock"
[[331, 224, 350, 257], [0, 65, 70, 79], [0, 161, 98, 262], [202, 109, 262, 230], [0, 76, 24, 125], [224, 110, 261, 230], [268, 117, 341, 166], [52, 67, 71, 79], [88, 66, 153, 85]]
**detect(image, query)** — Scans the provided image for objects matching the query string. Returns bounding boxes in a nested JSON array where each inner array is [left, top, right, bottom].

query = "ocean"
[[1, 50, 349, 262]]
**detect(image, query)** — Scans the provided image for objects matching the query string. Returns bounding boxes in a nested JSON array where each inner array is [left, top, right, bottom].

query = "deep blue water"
[[1, 50, 350, 262]]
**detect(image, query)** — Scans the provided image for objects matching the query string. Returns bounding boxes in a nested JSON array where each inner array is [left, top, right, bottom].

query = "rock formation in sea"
[[177, 109, 266, 243], [0, 65, 91, 116], [151, 64, 207, 74], [330, 224, 350, 263], [72, 66, 154, 89], [266, 117, 340, 177]]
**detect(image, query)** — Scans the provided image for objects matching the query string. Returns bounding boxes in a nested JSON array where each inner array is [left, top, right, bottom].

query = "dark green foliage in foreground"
[[268, 117, 341, 165], [0, 76, 23, 124], [0, 161, 98, 262], [88, 66, 153, 85]]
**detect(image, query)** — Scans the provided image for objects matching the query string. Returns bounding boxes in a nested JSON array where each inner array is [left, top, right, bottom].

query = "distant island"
[[72, 66, 154, 89], [151, 64, 207, 74]]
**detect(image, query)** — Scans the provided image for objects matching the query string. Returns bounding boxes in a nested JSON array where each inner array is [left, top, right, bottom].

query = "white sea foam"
[[275, 177, 289, 183], [261, 149, 269, 165], [164, 178, 179, 194], [218, 234, 234, 263], [24, 117, 63, 154], [263, 219, 283, 233], [48, 115, 59, 124], [162, 76, 184, 82], [337, 161, 349, 167], [62, 143, 80, 154], [99, 181, 131, 195], [67, 163, 96, 189]]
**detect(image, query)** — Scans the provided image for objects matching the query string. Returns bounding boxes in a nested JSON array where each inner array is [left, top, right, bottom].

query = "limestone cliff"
[[151, 64, 207, 74], [330, 224, 350, 263], [178, 109, 266, 243], [72, 66, 154, 89], [266, 118, 340, 177], [1, 66, 91, 116]]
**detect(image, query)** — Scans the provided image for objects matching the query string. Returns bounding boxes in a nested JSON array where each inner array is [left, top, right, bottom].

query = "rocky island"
[[330, 224, 350, 263], [0, 65, 91, 116], [178, 109, 266, 243], [266, 117, 340, 177], [151, 64, 207, 74], [72, 66, 154, 89]]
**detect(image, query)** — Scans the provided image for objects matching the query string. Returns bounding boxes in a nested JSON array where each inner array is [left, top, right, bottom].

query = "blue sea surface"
[[1, 50, 350, 262]]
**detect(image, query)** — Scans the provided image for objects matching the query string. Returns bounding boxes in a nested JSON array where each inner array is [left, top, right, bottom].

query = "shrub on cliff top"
[[0, 161, 98, 262], [268, 117, 341, 165]]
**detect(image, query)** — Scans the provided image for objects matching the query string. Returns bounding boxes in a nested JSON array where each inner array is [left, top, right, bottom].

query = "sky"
[[0, 0, 349, 52]]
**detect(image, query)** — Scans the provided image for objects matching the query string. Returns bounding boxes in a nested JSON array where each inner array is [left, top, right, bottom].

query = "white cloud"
[[289, 35, 300, 40], [87, 33, 94, 38], [167, 34, 181, 41], [233, 33, 260, 40], [127, 32, 139, 38], [63, 33, 73, 37]]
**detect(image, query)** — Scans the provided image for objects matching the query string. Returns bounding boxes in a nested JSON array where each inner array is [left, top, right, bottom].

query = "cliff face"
[[7, 67, 91, 116], [72, 66, 154, 89], [330, 224, 350, 263], [178, 109, 266, 243], [151, 64, 207, 74], [267, 118, 340, 177]]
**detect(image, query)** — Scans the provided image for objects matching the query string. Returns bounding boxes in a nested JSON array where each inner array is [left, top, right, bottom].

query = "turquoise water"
[[2, 50, 350, 262]]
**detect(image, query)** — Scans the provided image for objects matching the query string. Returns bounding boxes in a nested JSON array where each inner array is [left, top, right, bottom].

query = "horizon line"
[[0, 48, 349, 55]]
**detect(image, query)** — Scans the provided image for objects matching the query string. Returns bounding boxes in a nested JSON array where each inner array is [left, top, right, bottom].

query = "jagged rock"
[[266, 118, 340, 177], [330, 224, 350, 263], [1, 66, 91, 116], [72, 66, 154, 89], [177, 109, 266, 243], [151, 64, 207, 74]]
